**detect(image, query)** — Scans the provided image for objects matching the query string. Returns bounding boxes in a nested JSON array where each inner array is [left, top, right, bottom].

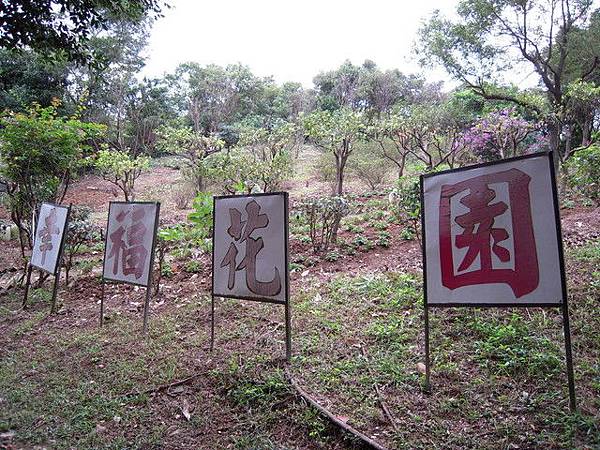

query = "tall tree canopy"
[[0, 0, 166, 63], [418, 0, 600, 162]]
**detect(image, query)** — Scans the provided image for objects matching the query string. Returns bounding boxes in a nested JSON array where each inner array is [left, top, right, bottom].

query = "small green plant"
[[344, 223, 365, 233], [184, 260, 202, 273], [377, 230, 391, 247], [353, 235, 373, 251], [400, 227, 416, 240], [187, 192, 213, 237], [472, 314, 562, 379], [160, 262, 174, 278], [324, 251, 341, 262]]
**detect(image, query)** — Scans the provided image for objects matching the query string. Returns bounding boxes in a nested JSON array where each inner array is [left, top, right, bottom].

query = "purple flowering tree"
[[462, 108, 539, 161]]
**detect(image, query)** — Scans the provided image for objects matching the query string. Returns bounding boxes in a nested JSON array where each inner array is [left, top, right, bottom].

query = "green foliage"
[[62, 206, 100, 284], [94, 149, 150, 201], [567, 144, 600, 205], [389, 174, 422, 243], [376, 230, 391, 247], [324, 251, 341, 262], [0, 0, 166, 64], [187, 192, 213, 239], [298, 196, 350, 254], [205, 147, 293, 194], [472, 315, 562, 379], [0, 102, 105, 248], [183, 260, 202, 273], [157, 126, 225, 192]]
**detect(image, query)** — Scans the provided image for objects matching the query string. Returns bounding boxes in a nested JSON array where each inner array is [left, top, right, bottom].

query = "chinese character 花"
[[439, 168, 539, 298], [220, 199, 282, 297]]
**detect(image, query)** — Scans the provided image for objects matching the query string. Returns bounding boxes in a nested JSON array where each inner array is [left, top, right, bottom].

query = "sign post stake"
[[50, 268, 60, 314], [562, 301, 577, 411], [423, 304, 431, 392], [210, 295, 215, 351], [100, 279, 105, 327], [142, 280, 152, 334], [22, 264, 33, 309]]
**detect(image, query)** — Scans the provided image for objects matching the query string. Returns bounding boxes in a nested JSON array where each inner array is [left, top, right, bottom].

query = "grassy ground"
[[0, 237, 598, 449]]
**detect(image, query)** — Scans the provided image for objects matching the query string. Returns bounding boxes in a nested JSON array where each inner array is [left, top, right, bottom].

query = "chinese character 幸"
[[39, 208, 59, 266]]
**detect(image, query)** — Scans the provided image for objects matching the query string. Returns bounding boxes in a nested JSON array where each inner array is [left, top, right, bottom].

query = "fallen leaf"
[[416, 362, 427, 374], [181, 399, 192, 421]]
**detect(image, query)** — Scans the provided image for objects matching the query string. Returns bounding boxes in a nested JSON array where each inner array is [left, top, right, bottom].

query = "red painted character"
[[439, 168, 539, 298], [39, 208, 59, 266], [108, 207, 148, 279], [220, 200, 281, 296]]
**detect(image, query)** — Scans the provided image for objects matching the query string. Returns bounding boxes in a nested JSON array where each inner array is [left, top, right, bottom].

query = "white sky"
[[141, 0, 463, 88]]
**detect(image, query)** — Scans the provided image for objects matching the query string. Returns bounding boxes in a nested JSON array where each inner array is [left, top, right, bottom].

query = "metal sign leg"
[[562, 302, 577, 411], [50, 269, 60, 314], [100, 280, 105, 327], [142, 284, 152, 334], [285, 301, 292, 361], [22, 264, 33, 309], [210, 295, 215, 351], [424, 304, 431, 392]]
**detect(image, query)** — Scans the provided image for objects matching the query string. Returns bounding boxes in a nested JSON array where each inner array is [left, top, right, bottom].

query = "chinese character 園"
[[438, 168, 539, 298]]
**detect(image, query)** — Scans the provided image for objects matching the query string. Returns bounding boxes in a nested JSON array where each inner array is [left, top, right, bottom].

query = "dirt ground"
[[1, 165, 599, 449]]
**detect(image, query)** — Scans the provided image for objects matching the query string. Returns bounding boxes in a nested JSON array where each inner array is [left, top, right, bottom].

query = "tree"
[[303, 108, 366, 195], [0, 0, 166, 64], [0, 101, 105, 254], [0, 49, 70, 113], [462, 108, 539, 161], [157, 126, 225, 192], [94, 149, 150, 201], [418, 0, 600, 162]]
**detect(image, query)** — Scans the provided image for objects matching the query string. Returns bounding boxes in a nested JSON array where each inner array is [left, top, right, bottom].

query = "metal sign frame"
[[100, 201, 161, 333], [23, 202, 71, 313], [211, 191, 291, 360], [420, 151, 575, 411]]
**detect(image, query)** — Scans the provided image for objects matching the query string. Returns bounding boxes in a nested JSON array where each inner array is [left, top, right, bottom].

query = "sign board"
[[421, 152, 566, 307], [102, 202, 160, 287], [212, 192, 288, 304], [30, 202, 70, 275]]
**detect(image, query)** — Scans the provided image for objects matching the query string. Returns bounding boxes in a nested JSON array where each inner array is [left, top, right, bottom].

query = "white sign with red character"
[[102, 202, 159, 287], [422, 152, 565, 306]]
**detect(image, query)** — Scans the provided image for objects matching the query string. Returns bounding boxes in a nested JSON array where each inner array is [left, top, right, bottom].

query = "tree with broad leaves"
[[418, 0, 600, 163], [303, 108, 367, 196], [0, 0, 167, 64]]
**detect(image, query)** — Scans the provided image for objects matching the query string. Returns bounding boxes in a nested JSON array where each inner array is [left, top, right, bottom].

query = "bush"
[[0, 101, 105, 252], [568, 144, 600, 205], [187, 192, 213, 239], [349, 142, 390, 190], [298, 196, 349, 254], [94, 149, 150, 201], [62, 206, 100, 285], [389, 175, 421, 246], [171, 183, 196, 210]]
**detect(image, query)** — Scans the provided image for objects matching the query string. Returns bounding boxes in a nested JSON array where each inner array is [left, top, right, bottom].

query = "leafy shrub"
[[324, 251, 341, 262], [349, 141, 390, 190], [353, 235, 373, 251], [187, 192, 213, 238], [298, 196, 349, 254], [62, 206, 100, 285], [568, 144, 600, 205], [94, 149, 150, 201], [389, 175, 421, 246], [377, 231, 391, 247], [184, 259, 202, 273], [0, 101, 105, 252]]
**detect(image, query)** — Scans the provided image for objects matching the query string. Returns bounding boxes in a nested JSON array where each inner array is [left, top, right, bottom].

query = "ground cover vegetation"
[[0, 0, 599, 448]]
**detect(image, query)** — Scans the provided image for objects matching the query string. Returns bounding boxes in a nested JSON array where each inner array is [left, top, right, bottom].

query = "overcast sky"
[[141, 0, 464, 88]]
